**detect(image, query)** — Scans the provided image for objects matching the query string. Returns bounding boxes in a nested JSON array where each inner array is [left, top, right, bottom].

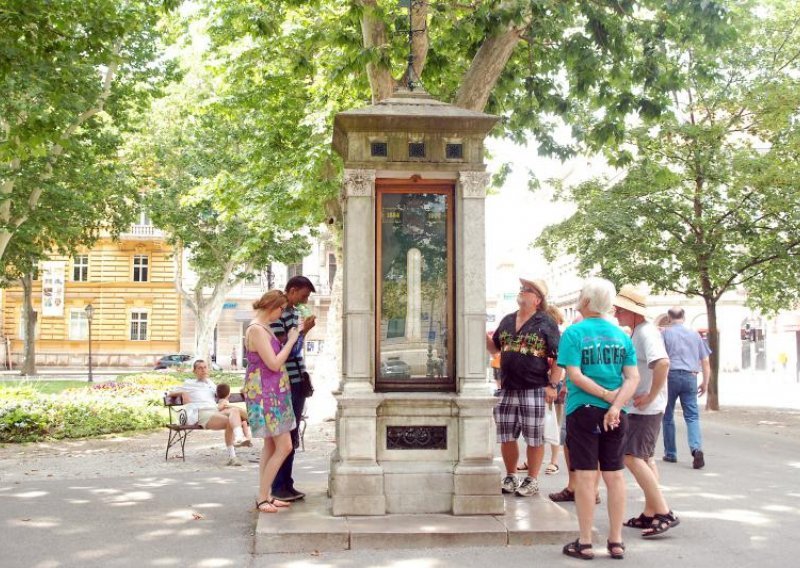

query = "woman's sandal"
[[624, 513, 654, 528], [517, 462, 528, 471], [563, 539, 594, 560], [606, 540, 625, 560], [545, 463, 560, 475], [255, 499, 278, 513], [255, 497, 291, 513], [642, 511, 680, 538]]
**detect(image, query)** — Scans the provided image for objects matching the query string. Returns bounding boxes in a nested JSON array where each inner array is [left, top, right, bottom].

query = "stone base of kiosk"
[[328, 391, 503, 516]]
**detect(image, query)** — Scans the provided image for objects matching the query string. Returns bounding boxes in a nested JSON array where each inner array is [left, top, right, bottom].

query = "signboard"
[[41, 261, 66, 317], [222, 302, 238, 310]]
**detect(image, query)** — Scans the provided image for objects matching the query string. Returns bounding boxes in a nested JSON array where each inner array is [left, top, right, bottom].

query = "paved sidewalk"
[[1, 372, 799, 567]]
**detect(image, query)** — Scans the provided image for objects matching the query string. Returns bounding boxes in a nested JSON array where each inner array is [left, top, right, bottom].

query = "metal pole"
[[88, 317, 93, 383]]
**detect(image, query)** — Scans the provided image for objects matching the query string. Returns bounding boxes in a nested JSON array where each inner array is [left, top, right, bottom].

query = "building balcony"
[[120, 225, 165, 239]]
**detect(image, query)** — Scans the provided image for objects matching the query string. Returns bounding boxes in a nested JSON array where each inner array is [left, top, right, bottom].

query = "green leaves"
[[537, 0, 800, 313]]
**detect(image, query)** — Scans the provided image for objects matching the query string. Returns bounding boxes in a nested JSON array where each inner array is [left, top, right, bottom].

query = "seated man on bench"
[[168, 359, 248, 466]]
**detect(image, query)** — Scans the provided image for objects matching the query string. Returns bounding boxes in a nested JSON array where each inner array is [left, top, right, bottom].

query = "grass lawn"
[[0, 379, 94, 395]]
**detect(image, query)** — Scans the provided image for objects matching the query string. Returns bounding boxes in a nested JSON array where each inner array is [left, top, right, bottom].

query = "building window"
[[445, 143, 463, 160], [408, 142, 426, 158], [370, 141, 388, 157], [69, 310, 89, 340], [287, 263, 303, 279], [73, 255, 89, 282], [133, 255, 149, 282], [130, 310, 148, 341]]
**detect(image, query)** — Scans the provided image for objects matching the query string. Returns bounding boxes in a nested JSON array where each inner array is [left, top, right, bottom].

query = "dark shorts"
[[566, 405, 627, 472], [623, 413, 663, 459], [493, 388, 546, 446]]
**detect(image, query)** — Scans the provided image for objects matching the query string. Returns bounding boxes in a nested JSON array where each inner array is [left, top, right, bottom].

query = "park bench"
[[163, 392, 246, 461], [163, 392, 308, 460]]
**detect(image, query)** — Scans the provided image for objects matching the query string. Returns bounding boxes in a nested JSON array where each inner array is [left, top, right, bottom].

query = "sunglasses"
[[519, 286, 538, 295]]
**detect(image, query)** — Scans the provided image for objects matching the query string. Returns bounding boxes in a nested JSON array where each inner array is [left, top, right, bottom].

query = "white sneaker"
[[226, 457, 243, 467], [515, 476, 539, 497], [501, 475, 519, 494]]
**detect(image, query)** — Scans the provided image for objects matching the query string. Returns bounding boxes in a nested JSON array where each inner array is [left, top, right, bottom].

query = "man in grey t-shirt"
[[613, 286, 679, 537]]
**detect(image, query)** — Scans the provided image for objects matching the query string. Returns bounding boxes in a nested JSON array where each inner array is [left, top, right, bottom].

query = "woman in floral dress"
[[242, 290, 300, 513]]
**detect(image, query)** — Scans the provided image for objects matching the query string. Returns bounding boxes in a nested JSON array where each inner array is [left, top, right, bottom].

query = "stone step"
[[254, 487, 578, 554]]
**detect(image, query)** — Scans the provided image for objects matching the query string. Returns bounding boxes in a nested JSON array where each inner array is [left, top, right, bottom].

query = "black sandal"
[[624, 513, 654, 528], [563, 539, 594, 560], [642, 511, 680, 538], [607, 540, 625, 560]]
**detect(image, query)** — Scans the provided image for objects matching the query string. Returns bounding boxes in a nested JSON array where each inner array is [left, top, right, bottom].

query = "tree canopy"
[[0, 0, 172, 262], [537, 0, 800, 409]]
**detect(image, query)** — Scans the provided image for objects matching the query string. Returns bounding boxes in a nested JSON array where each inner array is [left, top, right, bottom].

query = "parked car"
[[154, 354, 222, 371], [380, 357, 411, 379], [154, 354, 192, 370]]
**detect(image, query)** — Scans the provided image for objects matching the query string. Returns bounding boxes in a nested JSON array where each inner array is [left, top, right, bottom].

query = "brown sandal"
[[606, 540, 625, 559], [549, 488, 601, 504], [549, 487, 575, 502], [563, 539, 594, 560]]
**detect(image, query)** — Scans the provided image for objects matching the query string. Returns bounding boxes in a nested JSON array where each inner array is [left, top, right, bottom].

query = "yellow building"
[[1, 224, 181, 368]]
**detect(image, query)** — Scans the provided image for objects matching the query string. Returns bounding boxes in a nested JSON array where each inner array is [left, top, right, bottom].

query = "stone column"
[[340, 168, 376, 395], [456, 171, 492, 394], [452, 170, 503, 515], [330, 168, 386, 515]]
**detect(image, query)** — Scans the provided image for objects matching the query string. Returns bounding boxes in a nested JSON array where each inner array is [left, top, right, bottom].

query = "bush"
[[0, 380, 166, 443], [0, 371, 243, 443]]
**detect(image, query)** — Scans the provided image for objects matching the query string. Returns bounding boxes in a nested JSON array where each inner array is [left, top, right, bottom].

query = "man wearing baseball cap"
[[486, 276, 561, 497], [613, 285, 680, 538]]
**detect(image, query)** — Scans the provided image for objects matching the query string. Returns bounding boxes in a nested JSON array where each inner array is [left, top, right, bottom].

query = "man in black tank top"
[[270, 276, 317, 502]]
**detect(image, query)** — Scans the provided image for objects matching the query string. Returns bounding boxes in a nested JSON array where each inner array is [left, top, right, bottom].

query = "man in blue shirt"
[[661, 307, 712, 469]]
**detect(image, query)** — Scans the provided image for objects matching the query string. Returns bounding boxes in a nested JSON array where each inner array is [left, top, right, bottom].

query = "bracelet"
[[601, 388, 608, 399]]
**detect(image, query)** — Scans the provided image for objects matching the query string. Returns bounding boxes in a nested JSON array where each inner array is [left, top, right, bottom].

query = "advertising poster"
[[41, 261, 66, 317]]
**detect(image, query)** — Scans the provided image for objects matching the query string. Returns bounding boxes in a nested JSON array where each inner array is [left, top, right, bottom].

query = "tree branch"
[[454, 25, 524, 111]]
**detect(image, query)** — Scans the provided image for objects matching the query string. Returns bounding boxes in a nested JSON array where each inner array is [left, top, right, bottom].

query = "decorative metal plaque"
[[386, 426, 447, 450]]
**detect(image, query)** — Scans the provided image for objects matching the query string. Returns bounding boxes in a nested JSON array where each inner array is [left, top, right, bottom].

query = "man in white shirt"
[[169, 360, 247, 466], [613, 286, 680, 538]]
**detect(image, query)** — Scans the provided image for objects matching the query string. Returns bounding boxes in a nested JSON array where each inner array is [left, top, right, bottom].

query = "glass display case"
[[376, 181, 454, 391]]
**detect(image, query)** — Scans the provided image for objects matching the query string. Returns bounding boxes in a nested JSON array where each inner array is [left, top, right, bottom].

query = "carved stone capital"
[[343, 169, 376, 198], [458, 171, 490, 199]]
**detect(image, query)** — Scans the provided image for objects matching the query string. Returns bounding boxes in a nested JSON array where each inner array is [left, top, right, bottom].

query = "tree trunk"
[[189, 282, 232, 364], [20, 272, 37, 376], [360, 0, 395, 102], [704, 297, 720, 411]]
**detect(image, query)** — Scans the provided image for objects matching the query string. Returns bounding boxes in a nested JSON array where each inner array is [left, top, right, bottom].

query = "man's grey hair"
[[193, 359, 206, 371], [668, 307, 685, 321], [579, 277, 616, 315]]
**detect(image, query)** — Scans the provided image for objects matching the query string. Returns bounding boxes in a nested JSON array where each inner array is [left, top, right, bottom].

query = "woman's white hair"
[[579, 277, 617, 315]]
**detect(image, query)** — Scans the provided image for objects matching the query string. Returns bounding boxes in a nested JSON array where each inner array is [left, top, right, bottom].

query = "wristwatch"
[[548, 382, 560, 389]]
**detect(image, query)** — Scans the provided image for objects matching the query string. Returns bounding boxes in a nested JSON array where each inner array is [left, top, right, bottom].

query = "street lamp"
[[85, 304, 95, 383]]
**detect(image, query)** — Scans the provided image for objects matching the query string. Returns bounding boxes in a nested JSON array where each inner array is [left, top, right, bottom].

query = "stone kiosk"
[[329, 87, 503, 516]]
